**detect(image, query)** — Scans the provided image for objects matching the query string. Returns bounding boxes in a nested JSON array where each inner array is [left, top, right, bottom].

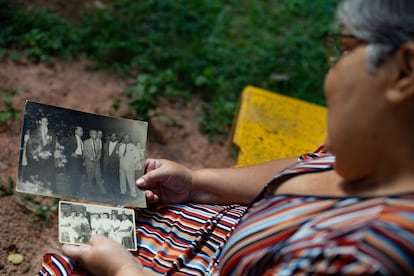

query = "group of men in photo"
[[60, 208, 135, 249], [20, 116, 144, 200]]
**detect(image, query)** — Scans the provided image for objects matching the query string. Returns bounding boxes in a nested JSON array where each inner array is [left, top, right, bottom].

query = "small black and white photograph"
[[59, 201, 137, 251], [16, 100, 148, 208]]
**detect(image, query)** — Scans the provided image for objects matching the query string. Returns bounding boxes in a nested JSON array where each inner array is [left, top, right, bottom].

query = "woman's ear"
[[386, 43, 414, 105]]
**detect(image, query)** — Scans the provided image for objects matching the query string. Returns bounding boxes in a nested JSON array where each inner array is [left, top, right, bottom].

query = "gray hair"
[[336, 0, 414, 72]]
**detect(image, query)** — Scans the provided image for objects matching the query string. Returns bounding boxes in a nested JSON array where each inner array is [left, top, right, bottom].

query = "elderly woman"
[[41, 0, 414, 275]]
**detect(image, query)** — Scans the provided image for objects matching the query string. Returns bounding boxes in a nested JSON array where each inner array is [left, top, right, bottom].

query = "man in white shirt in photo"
[[118, 134, 139, 198]]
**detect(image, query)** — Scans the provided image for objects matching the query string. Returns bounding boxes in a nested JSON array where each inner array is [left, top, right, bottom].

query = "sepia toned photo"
[[59, 201, 137, 251], [16, 101, 148, 208]]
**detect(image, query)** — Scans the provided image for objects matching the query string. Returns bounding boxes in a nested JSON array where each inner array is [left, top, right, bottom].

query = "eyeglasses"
[[323, 33, 367, 67]]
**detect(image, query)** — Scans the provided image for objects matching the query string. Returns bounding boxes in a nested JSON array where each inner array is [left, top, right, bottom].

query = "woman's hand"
[[62, 235, 145, 276], [136, 159, 193, 204]]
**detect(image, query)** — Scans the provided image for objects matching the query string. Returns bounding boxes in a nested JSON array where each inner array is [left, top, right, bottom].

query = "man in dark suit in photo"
[[83, 129, 106, 195], [64, 126, 85, 197], [102, 132, 121, 195], [27, 116, 56, 193]]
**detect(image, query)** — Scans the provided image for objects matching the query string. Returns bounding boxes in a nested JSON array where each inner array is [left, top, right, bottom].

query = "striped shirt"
[[218, 148, 414, 275], [218, 193, 414, 275]]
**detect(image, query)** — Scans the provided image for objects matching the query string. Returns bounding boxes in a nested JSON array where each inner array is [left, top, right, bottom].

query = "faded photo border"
[[59, 200, 137, 251], [16, 100, 148, 208]]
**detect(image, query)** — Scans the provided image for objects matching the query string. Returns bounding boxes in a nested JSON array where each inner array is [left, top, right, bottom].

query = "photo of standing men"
[[17, 101, 148, 208]]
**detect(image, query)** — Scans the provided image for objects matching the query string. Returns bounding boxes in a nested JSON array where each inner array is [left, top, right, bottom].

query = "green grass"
[[0, 0, 340, 138], [0, 174, 59, 225], [0, 89, 20, 123], [22, 195, 59, 226]]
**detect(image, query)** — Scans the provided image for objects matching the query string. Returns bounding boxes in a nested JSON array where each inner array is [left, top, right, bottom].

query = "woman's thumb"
[[62, 243, 91, 261]]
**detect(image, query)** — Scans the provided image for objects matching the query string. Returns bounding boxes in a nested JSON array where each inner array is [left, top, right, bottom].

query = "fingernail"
[[136, 178, 145, 185]]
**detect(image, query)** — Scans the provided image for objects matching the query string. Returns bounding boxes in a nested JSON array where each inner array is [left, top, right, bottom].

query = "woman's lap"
[[39, 203, 247, 276]]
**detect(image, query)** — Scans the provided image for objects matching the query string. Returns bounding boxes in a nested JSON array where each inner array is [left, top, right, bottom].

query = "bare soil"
[[0, 57, 235, 275]]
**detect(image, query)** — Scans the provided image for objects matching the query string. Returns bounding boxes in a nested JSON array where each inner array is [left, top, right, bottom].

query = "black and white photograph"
[[59, 201, 137, 251], [16, 101, 148, 208]]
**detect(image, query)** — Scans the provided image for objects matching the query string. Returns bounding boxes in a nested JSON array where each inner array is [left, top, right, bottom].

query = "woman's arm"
[[138, 157, 297, 205], [191, 157, 297, 205]]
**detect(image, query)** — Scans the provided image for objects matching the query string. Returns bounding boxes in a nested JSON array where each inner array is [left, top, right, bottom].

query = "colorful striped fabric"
[[39, 148, 414, 275], [40, 254, 92, 276], [133, 203, 247, 274]]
